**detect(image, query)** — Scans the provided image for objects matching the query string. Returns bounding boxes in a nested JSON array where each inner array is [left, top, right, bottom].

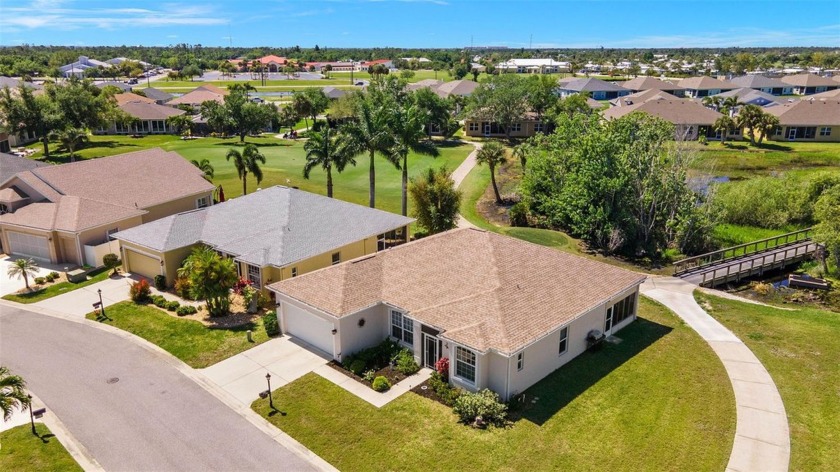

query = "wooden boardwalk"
[[674, 228, 817, 287]]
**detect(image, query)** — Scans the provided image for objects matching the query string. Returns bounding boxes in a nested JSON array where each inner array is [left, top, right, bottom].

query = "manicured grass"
[[2, 267, 112, 304], [253, 297, 735, 472], [0, 424, 81, 471], [696, 293, 840, 471], [713, 223, 803, 248], [153, 70, 444, 91], [27, 134, 472, 217], [691, 141, 840, 179], [85, 301, 270, 368]]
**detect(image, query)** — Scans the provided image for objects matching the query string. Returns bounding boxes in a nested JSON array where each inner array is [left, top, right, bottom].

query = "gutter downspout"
[[505, 353, 512, 402]]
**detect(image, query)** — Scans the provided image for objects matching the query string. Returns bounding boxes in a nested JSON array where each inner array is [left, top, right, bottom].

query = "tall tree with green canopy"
[[735, 104, 768, 145], [303, 125, 356, 198], [467, 74, 529, 143], [0, 84, 62, 156], [226, 143, 266, 196], [385, 103, 439, 216], [713, 115, 736, 146], [526, 74, 559, 123], [298, 88, 330, 128], [412, 87, 452, 137], [220, 88, 274, 142], [341, 96, 391, 208], [46, 78, 115, 131], [409, 167, 461, 235], [177, 246, 238, 317], [475, 141, 507, 204]]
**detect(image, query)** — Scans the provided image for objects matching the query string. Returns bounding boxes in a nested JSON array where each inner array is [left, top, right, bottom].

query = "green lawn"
[[153, 70, 445, 92], [85, 301, 270, 368], [712, 223, 803, 248], [28, 134, 472, 217], [0, 424, 81, 472], [691, 141, 840, 179], [253, 297, 735, 472], [696, 293, 840, 472], [2, 267, 112, 304]]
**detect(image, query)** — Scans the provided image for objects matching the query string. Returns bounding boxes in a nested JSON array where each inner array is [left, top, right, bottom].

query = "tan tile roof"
[[270, 228, 645, 355], [611, 89, 678, 106], [168, 85, 227, 106], [0, 186, 28, 203], [764, 99, 840, 126], [809, 89, 840, 99], [434, 80, 479, 98], [679, 76, 734, 90], [603, 98, 723, 125], [114, 92, 155, 106], [0, 196, 145, 232], [621, 76, 684, 91], [119, 101, 185, 120], [780, 73, 839, 87]]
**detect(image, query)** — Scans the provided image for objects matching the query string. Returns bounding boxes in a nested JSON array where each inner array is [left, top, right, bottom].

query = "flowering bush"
[[130, 279, 151, 303], [435, 357, 450, 380], [232, 277, 253, 295]]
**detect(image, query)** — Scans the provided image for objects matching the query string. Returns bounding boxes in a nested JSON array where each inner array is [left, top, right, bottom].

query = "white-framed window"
[[390, 310, 414, 346], [106, 227, 119, 241], [291, 267, 298, 277], [820, 127, 831, 136], [558, 326, 569, 355], [331, 252, 341, 265], [774, 126, 783, 136], [468, 122, 479, 132], [509, 123, 522, 132], [247, 264, 262, 287], [534, 123, 544, 133], [516, 352, 524, 371], [455, 346, 476, 383], [196, 196, 209, 209]]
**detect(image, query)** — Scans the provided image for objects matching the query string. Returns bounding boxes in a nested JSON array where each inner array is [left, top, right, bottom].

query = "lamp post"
[[98, 288, 106, 319], [265, 373, 274, 409], [28, 395, 35, 435]]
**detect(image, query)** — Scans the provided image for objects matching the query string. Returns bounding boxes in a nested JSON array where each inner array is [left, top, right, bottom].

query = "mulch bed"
[[409, 378, 449, 406], [328, 361, 409, 389]]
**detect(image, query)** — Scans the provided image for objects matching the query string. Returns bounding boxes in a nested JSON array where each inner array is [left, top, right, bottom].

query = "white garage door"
[[7, 231, 51, 261], [283, 303, 334, 355]]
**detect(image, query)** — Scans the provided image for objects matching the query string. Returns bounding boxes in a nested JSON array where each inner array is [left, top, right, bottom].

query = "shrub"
[[166, 301, 181, 311], [453, 389, 508, 426], [34, 276, 45, 285], [49, 271, 60, 279], [155, 297, 168, 308], [44, 273, 55, 282], [349, 359, 367, 377], [263, 310, 280, 336], [362, 369, 377, 383], [752, 282, 775, 296], [103, 253, 120, 275], [130, 279, 151, 303], [509, 202, 529, 227], [371, 376, 391, 392], [154, 274, 167, 291], [429, 371, 461, 406], [176, 305, 197, 316], [174, 277, 192, 300], [232, 277, 253, 295], [394, 349, 420, 375], [435, 357, 450, 380]]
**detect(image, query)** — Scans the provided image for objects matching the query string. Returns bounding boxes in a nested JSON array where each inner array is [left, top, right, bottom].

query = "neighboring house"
[[779, 73, 840, 95], [322, 87, 348, 100], [106, 57, 152, 69], [603, 98, 727, 140], [0, 148, 215, 266], [809, 88, 840, 100], [406, 79, 444, 92], [762, 98, 840, 142], [268, 228, 645, 400], [112, 186, 413, 289], [433, 80, 479, 99], [716, 88, 783, 108], [59, 56, 112, 78], [0, 76, 42, 91], [678, 76, 735, 98], [0, 152, 47, 197], [464, 112, 545, 138], [0, 134, 9, 154], [620, 76, 685, 97], [726, 75, 793, 96], [557, 78, 631, 100], [360, 59, 394, 71], [496, 58, 570, 74], [99, 97, 185, 135], [609, 89, 678, 108], [167, 84, 228, 108], [306, 61, 357, 73], [0, 79, 43, 149], [138, 87, 175, 104], [96, 81, 133, 92]]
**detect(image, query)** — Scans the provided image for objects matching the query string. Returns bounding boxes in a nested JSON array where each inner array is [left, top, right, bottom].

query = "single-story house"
[[106, 57, 152, 69], [406, 79, 444, 92], [603, 98, 727, 140], [808, 88, 840, 100], [0, 152, 47, 197], [59, 56, 111, 78], [168, 84, 228, 108], [464, 112, 545, 138], [433, 79, 479, 99], [0, 148, 214, 266], [0, 76, 42, 91], [268, 228, 646, 400], [322, 87, 348, 100], [762, 98, 840, 142], [496, 58, 570, 74], [620, 76, 685, 97], [557, 78, 631, 100], [726, 75, 793, 96], [609, 89, 678, 107], [716, 88, 783, 108], [96, 81, 133, 92], [112, 186, 413, 290], [138, 87, 175, 104], [110, 101, 185, 135], [305, 61, 357, 73], [678, 76, 735, 98], [780, 73, 840, 95], [257, 55, 288, 72]]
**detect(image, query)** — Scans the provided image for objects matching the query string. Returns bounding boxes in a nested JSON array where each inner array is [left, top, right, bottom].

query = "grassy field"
[[712, 223, 802, 248], [690, 141, 840, 179], [0, 424, 81, 471], [252, 297, 735, 472], [28, 134, 472, 217], [696, 293, 840, 471], [86, 301, 270, 368], [2, 267, 112, 304], [152, 70, 446, 92]]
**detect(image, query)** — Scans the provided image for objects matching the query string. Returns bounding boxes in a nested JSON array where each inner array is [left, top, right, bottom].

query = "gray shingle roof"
[[140, 87, 175, 103], [727, 75, 790, 89], [113, 186, 415, 268], [559, 78, 630, 93], [0, 153, 49, 185]]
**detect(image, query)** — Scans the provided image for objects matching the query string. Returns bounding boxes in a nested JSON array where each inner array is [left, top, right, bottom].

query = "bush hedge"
[[371, 376, 391, 392], [394, 348, 420, 375], [263, 310, 280, 336], [154, 275, 167, 291], [34, 277, 45, 285], [176, 305, 197, 316], [166, 300, 181, 311], [453, 389, 508, 426]]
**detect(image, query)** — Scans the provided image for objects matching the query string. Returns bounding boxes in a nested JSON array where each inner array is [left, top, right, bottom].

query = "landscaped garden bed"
[[3, 266, 113, 304], [330, 338, 420, 391]]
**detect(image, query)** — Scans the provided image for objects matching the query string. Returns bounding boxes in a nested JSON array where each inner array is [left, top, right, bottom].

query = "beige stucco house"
[[268, 228, 646, 400], [112, 186, 413, 291], [0, 148, 215, 266], [762, 98, 840, 142]]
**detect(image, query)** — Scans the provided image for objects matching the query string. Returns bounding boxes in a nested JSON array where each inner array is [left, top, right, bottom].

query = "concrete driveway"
[[32, 273, 133, 318], [1, 255, 64, 296]]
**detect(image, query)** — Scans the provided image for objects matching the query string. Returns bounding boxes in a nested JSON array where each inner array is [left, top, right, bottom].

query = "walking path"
[[452, 141, 481, 229], [641, 277, 790, 472]]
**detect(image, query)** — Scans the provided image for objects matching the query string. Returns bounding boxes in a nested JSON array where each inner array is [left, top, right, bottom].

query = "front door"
[[788, 127, 797, 141], [605, 306, 614, 335], [483, 123, 491, 136], [424, 333, 439, 368]]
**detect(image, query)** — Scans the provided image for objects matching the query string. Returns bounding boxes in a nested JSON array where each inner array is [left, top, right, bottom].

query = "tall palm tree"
[[226, 143, 266, 196], [190, 159, 215, 182], [0, 366, 30, 422], [475, 141, 507, 204], [303, 126, 356, 198], [720, 96, 741, 117], [713, 115, 736, 145], [341, 98, 390, 208], [50, 127, 89, 162], [7, 258, 39, 291], [702, 95, 723, 112], [386, 104, 438, 216]]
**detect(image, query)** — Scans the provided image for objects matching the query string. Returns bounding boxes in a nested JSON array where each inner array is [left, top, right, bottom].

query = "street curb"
[[26, 391, 105, 472], [0, 299, 337, 472]]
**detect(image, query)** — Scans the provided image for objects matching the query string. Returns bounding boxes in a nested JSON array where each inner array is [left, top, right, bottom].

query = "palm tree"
[[720, 96, 741, 116], [167, 114, 194, 136], [226, 143, 266, 196], [50, 127, 89, 162], [475, 141, 507, 204], [0, 366, 30, 422], [7, 258, 39, 291], [190, 159, 215, 182], [303, 126, 356, 198], [341, 98, 390, 208], [512, 143, 527, 169], [386, 104, 438, 216], [713, 115, 736, 145], [702, 95, 723, 112]]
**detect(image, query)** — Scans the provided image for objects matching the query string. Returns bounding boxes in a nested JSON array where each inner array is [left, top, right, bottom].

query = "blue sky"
[[1, 0, 838, 48]]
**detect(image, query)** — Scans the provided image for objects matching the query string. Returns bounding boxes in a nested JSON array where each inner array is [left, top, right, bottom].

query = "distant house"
[[609, 89, 678, 107], [727, 75, 793, 96], [138, 87, 175, 104], [763, 98, 840, 142], [106, 57, 152, 69], [0, 76, 42, 91], [167, 84, 228, 108], [0, 152, 48, 190], [0, 149, 214, 266], [620, 76, 685, 97], [257, 55, 288, 72], [360, 59, 394, 71], [678, 76, 735, 98], [322, 87, 348, 100], [268, 228, 645, 400], [808, 89, 840, 100], [59, 56, 111, 78], [433, 80, 479, 99], [716, 88, 783, 108], [406, 79, 444, 92], [557, 78, 631, 100], [98, 93, 185, 135], [779, 73, 840, 96], [96, 81, 133, 92], [112, 186, 413, 288], [496, 58, 569, 74], [603, 98, 727, 140], [306, 61, 356, 73], [464, 112, 545, 138]]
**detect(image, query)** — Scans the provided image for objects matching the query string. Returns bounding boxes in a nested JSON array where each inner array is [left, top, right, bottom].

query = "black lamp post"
[[98, 288, 106, 319], [266, 373, 274, 409], [28, 394, 35, 435]]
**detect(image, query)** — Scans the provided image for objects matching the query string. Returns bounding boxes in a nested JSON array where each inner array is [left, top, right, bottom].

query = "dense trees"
[[813, 187, 840, 274], [292, 88, 329, 129], [0, 84, 61, 156], [736, 104, 779, 145], [203, 87, 276, 142], [409, 167, 461, 235], [468, 74, 529, 142]]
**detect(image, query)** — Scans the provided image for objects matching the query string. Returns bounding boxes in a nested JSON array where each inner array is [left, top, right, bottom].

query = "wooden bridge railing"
[[674, 227, 814, 276], [698, 241, 819, 287]]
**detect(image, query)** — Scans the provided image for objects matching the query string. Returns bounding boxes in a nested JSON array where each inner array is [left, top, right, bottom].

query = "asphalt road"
[[0, 305, 317, 472]]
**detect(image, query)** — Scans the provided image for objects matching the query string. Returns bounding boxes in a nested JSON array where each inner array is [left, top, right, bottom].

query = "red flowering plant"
[[435, 357, 450, 381], [232, 277, 253, 295]]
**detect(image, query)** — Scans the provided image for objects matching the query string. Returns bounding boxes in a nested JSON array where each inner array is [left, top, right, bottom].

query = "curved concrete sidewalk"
[[641, 277, 790, 472], [452, 141, 481, 229]]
